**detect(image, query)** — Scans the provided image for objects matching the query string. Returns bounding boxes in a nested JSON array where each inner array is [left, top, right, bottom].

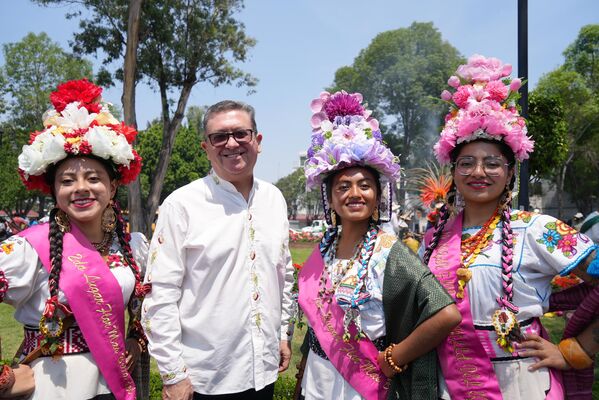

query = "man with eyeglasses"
[[142, 100, 295, 400]]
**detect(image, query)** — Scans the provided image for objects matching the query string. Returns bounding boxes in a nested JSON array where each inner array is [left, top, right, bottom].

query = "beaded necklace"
[[318, 223, 379, 341], [456, 210, 500, 299]]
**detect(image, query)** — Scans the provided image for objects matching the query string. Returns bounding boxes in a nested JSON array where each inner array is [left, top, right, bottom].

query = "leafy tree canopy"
[[329, 22, 464, 170], [1, 32, 93, 136], [137, 120, 209, 202]]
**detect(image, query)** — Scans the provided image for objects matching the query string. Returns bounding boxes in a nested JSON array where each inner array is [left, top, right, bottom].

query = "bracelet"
[[558, 337, 594, 369], [0, 364, 15, 393], [384, 344, 408, 374]]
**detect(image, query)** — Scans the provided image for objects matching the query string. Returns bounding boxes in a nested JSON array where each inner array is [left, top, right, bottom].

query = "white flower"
[[85, 126, 134, 164], [54, 102, 97, 130], [42, 133, 67, 164], [320, 120, 334, 132], [19, 130, 67, 175], [18, 145, 46, 176], [111, 134, 134, 165], [85, 126, 114, 159]]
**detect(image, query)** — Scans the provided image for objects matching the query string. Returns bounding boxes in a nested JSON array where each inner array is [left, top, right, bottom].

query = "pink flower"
[[447, 76, 461, 88], [485, 80, 509, 102], [441, 90, 453, 101], [456, 54, 512, 82], [510, 78, 522, 92], [453, 85, 472, 108], [557, 234, 577, 254]]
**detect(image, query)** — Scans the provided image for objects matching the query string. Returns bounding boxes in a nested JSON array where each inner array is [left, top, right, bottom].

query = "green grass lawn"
[[2, 242, 597, 398]]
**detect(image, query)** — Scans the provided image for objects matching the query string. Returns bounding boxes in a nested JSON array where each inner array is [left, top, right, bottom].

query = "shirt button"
[[248, 213, 252, 220], [250, 250, 256, 260], [253, 292, 260, 301]]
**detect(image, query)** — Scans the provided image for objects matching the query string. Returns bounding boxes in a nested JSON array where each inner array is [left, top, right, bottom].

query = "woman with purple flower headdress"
[[425, 54, 599, 399], [297, 91, 461, 400]]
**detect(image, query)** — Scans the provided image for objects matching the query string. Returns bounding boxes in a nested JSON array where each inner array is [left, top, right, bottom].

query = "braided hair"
[[47, 207, 66, 303]]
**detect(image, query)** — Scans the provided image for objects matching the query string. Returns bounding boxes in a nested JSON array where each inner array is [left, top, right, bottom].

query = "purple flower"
[[372, 130, 382, 141], [324, 92, 365, 121]]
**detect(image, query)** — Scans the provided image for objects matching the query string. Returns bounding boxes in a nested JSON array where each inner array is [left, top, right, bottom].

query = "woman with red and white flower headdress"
[[425, 55, 599, 399], [297, 90, 461, 400], [0, 79, 149, 400]]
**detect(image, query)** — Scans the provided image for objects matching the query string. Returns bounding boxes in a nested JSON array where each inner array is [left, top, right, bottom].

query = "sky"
[[1, 0, 598, 183]]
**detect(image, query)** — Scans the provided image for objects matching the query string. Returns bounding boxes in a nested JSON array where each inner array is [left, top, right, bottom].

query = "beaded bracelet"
[[558, 337, 594, 369], [0, 364, 15, 394], [384, 344, 408, 374]]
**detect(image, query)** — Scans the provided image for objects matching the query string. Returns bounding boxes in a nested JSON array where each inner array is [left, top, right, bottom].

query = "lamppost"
[[518, 0, 530, 210]]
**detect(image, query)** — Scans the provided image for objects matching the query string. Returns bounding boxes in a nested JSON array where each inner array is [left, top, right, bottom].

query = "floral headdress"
[[434, 54, 534, 164], [305, 90, 401, 189], [304, 91, 401, 223], [18, 79, 142, 193]]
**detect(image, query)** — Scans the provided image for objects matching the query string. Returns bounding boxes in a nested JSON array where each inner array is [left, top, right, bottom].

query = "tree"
[[564, 24, 599, 94], [534, 68, 599, 217], [0, 33, 93, 214], [137, 120, 209, 203], [329, 22, 463, 204], [527, 92, 568, 179], [2, 32, 93, 135], [275, 168, 323, 221], [34, 0, 257, 237], [275, 168, 305, 219]]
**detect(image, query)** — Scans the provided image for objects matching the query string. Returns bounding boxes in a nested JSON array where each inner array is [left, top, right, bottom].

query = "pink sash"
[[425, 214, 503, 399], [20, 223, 135, 400], [298, 246, 389, 400], [425, 214, 565, 399]]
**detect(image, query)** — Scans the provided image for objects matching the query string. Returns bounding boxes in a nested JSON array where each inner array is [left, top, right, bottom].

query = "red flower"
[[78, 140, 92, 155], [19, 169, 51, 194], [50, 79, 102, 113], [110, 122, 138, 144], [293, 263, 303, 270], [118, 150, 142, 184]]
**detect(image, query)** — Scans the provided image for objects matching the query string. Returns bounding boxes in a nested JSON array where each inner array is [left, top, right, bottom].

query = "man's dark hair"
[[202, 100, 257, 139]]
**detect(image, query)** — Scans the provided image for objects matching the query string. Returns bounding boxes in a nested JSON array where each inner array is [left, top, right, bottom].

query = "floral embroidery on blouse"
[[510, 210, 535, 223], [536, 220, 589, 258], [106, 254, 126, 269], [0, 236, 24, 256]]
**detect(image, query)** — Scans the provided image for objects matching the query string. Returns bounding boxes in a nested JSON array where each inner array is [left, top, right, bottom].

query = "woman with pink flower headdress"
[[0, 79, 149, 400], [425, 54, 599, 399], [297, 90, 461, 400]]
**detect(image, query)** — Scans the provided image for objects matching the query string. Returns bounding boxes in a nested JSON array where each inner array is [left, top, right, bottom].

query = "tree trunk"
[[556, 154, 573, 220], [123, 0, 146, 236], [142, 81, 195, 236]]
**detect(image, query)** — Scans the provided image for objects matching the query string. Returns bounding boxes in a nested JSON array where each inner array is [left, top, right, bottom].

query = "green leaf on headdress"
[[324, 131, 332, 139], [328, 154, 337, 164], [364, 128, 372, 139]]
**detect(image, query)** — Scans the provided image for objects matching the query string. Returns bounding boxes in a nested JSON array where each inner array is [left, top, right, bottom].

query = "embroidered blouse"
[[141, 172, 295, 394]]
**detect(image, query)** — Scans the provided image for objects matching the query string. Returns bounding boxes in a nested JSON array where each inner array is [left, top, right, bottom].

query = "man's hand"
[[125, 338, 143, 372], [279, 340, 292, 372], [163, 378, 193, 400]]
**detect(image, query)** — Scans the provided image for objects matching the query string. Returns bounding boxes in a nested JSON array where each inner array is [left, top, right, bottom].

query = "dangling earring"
[[55, 208, 71, 233], [330, 209, 337, 227], [372, 208, 379, 222], [101, 202, 116, 233]]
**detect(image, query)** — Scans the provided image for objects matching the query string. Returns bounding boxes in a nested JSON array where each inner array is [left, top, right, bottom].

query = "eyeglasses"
[[207, 129, 254, 147], [453, 156, 511, 177]]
